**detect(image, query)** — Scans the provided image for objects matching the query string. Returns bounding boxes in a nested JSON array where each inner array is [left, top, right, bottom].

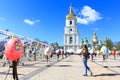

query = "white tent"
[[76, 49, 82, 54], [66, 49, 75, 53]]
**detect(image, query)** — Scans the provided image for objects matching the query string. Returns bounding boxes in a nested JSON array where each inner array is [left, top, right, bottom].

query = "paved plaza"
[[0, 55, 120, 80]]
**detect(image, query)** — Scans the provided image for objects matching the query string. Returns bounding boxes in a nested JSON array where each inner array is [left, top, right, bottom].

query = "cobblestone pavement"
[[0, 55, 120, 80]]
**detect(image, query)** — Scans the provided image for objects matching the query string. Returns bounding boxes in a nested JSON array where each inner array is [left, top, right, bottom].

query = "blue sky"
[[0, 0, 120, 46]]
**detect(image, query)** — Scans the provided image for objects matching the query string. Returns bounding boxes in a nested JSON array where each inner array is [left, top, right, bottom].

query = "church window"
[[70, 29, 72, 31], [70, 21, 72, 25], [69, 37, 73, 44]]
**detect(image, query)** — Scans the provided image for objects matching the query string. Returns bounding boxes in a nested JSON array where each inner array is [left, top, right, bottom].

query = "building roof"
[[66, 6, 76, 19], [92, 32, 98, 42]]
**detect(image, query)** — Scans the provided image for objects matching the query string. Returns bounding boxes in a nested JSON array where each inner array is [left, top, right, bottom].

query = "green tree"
[[105, 39, 113, 50], [35, 38, 40, 42], [50, 42, 60, 51], [42, 41, 48, 44], [60, 46, 64, 49], [116, 41, 120, 50]]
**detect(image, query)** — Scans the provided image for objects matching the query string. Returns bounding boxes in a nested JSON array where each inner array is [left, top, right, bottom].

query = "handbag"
[[86, 52, 90, 59]]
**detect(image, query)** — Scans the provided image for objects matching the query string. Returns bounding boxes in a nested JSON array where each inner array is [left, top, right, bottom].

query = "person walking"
[[81, 44, 93, 76], [111, 49, 116, 60], [100, 44, 109, 61], [89, 47, 95, 62], [100, 44, 109, 67], [32, 47, 37, 61]]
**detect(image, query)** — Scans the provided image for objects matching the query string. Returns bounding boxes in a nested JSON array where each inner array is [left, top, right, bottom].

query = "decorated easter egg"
[[5, 38, 24, 61]]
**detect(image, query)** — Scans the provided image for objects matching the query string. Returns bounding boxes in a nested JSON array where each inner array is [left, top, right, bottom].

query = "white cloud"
[[24, 19, 40, 26], [76, 16, 89, 24], [24, 19, 34, 25], [76, 5, 102, 25]]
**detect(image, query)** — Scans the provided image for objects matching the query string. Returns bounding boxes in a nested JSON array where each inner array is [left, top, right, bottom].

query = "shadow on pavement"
[[0, 72, 7, 75], [109, 66, 120, 68], [95, 73, 120, 77], [0, 72, 23, 75], [52, 65, 71, 67]]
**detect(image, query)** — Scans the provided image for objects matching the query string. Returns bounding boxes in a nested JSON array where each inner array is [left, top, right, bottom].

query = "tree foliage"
[[50, 42, 60, 51], [105, 39, 113, 50], [116, 41, 120, 50], [35, 38, 40, 42]]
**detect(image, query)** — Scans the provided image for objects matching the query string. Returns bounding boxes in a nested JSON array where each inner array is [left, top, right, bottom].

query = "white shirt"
[[100, 45, 108, 55]]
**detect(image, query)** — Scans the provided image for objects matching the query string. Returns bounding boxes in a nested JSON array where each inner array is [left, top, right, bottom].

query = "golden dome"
[[92, 32, 98, 42], [66, 6, 76, 19]]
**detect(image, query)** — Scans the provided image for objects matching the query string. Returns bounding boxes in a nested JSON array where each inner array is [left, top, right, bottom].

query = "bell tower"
[[64, 6, 79, 52]]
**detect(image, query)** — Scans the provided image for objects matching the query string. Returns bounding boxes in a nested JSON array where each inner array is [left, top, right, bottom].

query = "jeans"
[[82, 58, 92, 74]]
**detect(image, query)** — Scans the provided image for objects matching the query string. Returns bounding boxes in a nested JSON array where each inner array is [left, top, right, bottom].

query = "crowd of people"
[[0, 37, 120, 79]]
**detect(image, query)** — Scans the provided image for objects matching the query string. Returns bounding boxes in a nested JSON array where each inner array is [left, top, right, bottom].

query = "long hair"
[[82, 44, 88, 57], [82, 44, 88, 52]]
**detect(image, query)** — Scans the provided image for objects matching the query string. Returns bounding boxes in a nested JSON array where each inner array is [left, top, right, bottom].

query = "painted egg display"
[[5, 38, 24, 61]]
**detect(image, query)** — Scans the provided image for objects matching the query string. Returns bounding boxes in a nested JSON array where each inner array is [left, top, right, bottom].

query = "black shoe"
[[22, 63, 24, 66], [2, 63, 6, 67], [10, 65, 13, 68], [90, 73, 93, 76], [83, 74, 87, 76]]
